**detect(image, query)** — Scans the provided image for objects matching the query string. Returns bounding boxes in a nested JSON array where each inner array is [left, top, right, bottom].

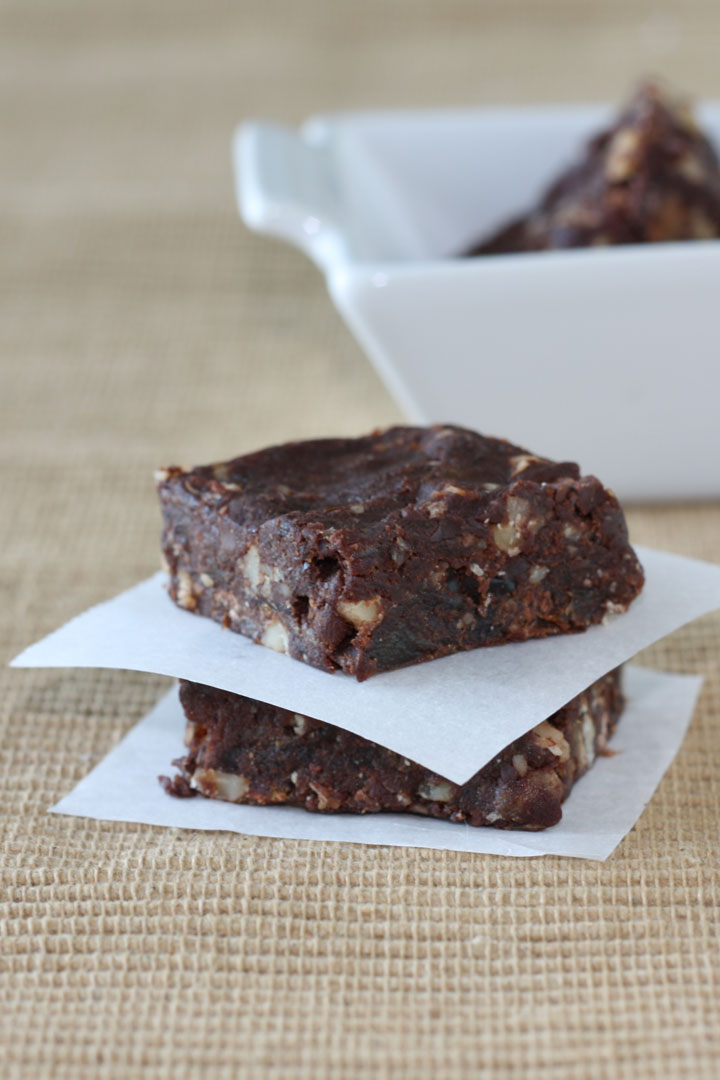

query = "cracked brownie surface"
[[157, 425, 643, 680], [469, 82, 720, 254], [161, 670, 624, 830]]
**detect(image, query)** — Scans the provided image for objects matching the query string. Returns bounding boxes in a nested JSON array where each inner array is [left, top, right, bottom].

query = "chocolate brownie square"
[[161, 669, 624, 831], [469, 82, 720, 254], [156, 425, 643, 680]]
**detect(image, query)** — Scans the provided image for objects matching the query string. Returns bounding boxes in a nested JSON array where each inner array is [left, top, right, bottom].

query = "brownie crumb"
[[158, 773, 197, 798]]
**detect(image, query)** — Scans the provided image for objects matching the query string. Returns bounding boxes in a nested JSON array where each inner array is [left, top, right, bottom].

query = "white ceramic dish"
[[234, 105, 720, 500]]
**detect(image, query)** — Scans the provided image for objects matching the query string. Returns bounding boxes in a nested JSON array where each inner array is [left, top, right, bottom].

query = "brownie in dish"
[[160, 670, 624, 831], [157, 425, 643, 681], [468, 82, 720, 254]]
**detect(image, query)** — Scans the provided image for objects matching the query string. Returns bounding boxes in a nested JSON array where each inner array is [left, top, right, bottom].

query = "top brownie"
[[157, 425, 644, 680], [468, 82, 720, 254]]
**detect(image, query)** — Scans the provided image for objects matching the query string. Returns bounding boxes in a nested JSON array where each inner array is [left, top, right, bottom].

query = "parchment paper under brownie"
[[157, 425, 643, 680], [468, 82, 720, 254], [161, 670, 624, 830]]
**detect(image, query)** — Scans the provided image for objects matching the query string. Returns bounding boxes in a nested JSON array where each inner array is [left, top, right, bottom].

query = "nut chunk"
[[156, 425, 643, 680], [469, 82, 720, 253], [162, 670, 624, 831]]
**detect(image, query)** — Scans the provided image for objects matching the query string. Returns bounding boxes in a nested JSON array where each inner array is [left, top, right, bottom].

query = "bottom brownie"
[[160, 670, 624, 831]]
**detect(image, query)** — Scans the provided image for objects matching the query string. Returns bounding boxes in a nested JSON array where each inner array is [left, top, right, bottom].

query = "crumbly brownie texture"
[[157, 425, 643, 681], [161, 670, 624, 830], [468, 82, 720, 254]]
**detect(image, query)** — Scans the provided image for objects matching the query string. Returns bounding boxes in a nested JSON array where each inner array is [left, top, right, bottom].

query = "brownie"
[[160, 670, 624, 830], [156, 425, 644, 680], [468, 82, 720, 254]]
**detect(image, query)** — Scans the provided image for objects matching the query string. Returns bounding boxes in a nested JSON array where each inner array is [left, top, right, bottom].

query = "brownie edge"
[[157, 425, 644, 681], [162, 670, 624, 831]]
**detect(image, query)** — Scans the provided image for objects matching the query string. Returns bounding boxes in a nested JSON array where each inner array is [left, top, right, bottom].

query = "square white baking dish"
[[234, 104, 720, 500]]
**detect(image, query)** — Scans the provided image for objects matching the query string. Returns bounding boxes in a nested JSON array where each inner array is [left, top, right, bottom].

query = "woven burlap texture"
[[2, 2, 720, 1078]]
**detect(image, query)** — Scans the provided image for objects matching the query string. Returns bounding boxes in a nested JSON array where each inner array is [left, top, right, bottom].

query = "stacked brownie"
[[156, 424, 644, 830]]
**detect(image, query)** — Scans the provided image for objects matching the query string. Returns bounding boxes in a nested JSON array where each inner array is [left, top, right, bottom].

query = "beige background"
[[2, 2, 720, 1077]]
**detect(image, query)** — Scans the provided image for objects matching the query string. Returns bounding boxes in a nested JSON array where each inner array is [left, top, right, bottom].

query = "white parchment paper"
[[11, 546, 720, 783], [50, 667, 702, 861]]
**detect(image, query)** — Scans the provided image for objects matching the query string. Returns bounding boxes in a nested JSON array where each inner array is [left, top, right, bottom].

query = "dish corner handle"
[[233, 122, 345, 272]]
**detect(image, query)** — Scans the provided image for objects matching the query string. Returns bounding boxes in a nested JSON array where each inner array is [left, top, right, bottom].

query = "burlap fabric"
[[2, 3, 719, 1077]]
